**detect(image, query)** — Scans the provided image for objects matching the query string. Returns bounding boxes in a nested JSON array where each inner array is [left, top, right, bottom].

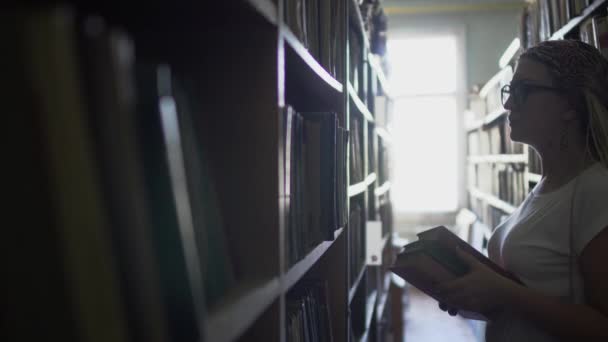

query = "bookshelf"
[[465, 0, 608, 250], [7, 1, 394, 342]]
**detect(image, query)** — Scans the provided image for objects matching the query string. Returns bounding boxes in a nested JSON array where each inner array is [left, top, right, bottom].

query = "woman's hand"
[[433, 247, 519, 317]]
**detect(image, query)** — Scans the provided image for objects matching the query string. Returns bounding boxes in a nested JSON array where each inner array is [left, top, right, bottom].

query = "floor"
[[403, 285, 478, 342]]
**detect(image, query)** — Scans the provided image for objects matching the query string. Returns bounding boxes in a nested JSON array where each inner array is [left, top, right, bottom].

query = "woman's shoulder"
[[578, 163, 608, 197]]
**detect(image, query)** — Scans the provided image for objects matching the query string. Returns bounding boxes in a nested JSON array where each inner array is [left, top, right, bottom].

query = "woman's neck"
[[535, 135, 595, 194]]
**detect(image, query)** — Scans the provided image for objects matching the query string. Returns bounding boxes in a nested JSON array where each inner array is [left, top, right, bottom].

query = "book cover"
[[391, 225, 525, 321]]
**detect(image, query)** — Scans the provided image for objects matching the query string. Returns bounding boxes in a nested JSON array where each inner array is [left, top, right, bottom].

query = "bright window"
[[388, 35, 460, 213]]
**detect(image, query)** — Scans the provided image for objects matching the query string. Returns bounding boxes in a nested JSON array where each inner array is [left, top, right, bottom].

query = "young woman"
[[436, 40, 608, 341]]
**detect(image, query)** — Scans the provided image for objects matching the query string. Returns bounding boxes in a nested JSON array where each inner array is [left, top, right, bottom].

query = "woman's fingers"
[[438, 301, 459, 316]]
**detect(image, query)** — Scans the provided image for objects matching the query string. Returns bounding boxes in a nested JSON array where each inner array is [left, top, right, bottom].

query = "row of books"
[[7, 9, 239, 341], [469, 197, 511, 232], [521, 0, 598, 48], [285, 0, 345, 80], [349, 25, 368, 101], [529, 148, 543, 175], [378, 199, 394, 238], [468, 122, 525, 156], [470, 164, 527, 207], [349, 204, 366, 285], [579, 12, 608, 58], [350, 117, 366, 184], [377, 135, 391, 185], [286, 280, 334, 342], [282, 107, 348, 267]]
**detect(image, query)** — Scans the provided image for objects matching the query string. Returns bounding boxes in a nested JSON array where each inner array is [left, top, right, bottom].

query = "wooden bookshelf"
[[375, 181, 391, 197], [283, 228, 344, 292], [469, 187, 517, 214], [468, 154, 527, 164], [376, 126, 393, 144], [8, 1, 395, 342], [349, 265, 367, 303], [348, 82, 375, 122], [550, 0, 608, 40]]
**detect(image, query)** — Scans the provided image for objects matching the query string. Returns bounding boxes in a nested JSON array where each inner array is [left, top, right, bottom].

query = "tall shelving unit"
[[6, 1, 395, 342], [465, 0, 608, 253]]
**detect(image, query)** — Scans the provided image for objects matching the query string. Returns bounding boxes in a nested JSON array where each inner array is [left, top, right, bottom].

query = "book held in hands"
[[389, 225, 523, 321]]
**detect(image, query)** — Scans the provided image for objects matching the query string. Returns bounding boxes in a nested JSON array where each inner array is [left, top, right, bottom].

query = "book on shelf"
[[78, 17, 171, 342], [286, 279, 334, 342], [135, 64, 206, 341], [390, 226, 524, 321], [170, 74, 237, 310], [349, 204, 365, 285], [284, 107, 344, 266], [11, 9, 132, 341], [284, 0, 344, 79], [349, 117, 365, 184]]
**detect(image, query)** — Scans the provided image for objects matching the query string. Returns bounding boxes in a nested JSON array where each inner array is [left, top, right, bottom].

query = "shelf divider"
[[283, 228, 344, 291], [467, 154, 527, 164], [374, 181, 390, 197]]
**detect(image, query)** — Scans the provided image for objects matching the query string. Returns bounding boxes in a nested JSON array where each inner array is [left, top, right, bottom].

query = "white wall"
[[386, 7, 521, 90]]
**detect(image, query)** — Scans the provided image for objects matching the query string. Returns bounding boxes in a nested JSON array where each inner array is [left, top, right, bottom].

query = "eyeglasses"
[[501, 83, 563, 108]]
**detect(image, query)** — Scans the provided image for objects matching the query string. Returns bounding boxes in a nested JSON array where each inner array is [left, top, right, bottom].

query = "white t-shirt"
[[485, 163, 608, 342]]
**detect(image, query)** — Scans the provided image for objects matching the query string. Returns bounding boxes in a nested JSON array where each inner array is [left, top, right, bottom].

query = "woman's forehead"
[[513, 58, 553, 84]]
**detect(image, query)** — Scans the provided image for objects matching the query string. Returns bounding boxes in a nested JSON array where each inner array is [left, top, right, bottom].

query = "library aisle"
[[404, 286, 476, 342], [7, 0, 608, 342]]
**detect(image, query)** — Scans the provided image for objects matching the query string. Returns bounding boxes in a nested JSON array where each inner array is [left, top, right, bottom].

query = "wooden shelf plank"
[[366, 172, 377, 187], [376, 273, 391, 319], [205, 278, 281, 342], [376, 126, 393, 144], [282, 26, 343, 94], [374, 181, 391, 197], [349, 180, 367, 197], [283, 228, 344, 291], [468, 187, 517, 214], [244, 0, 278, 26], [360, 290, 378, 342], [349, 173, 376, 197], [349, 0, 371, 49], [348, 82, 375, 123], [550, 0, 608, 40], [368, 53, 394, 99], [349, 264, 366, 303], [528, 172, 542, 183], [467, 154, 527, 164]]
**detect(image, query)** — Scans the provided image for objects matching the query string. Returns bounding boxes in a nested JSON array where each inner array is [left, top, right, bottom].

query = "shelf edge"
[[281, 26, 344, 93], [283, 228, 344, 292], [348, 82, 375, 123], [349, 264, 367, 303]]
